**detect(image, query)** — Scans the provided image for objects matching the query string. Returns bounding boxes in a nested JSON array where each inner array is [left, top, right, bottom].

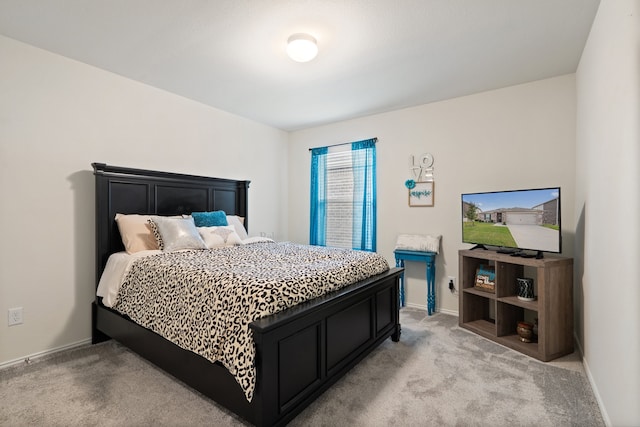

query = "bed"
[[91, 163, 403, 427]]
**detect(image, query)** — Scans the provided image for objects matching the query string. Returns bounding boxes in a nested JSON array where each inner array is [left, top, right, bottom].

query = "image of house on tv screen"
[[462, 188, 561, 253]]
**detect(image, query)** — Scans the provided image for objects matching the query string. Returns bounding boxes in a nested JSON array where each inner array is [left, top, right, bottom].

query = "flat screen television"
[[461, 187, 561, 257]]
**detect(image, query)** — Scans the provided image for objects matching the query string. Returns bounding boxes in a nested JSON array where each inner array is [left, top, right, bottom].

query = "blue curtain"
[[351, 139, 377, 252], [310, 139, 377, 251], [309, 147, 327, 246]]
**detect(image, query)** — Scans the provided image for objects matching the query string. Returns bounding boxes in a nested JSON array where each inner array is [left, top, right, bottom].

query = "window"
[[310, 138, 377, 251]]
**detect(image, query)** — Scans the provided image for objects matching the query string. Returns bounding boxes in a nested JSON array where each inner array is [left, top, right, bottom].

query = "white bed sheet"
[[97, 250, 161, 307]]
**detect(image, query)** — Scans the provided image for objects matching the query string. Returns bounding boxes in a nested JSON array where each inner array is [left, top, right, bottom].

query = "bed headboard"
[[93, 163, 250, 287]]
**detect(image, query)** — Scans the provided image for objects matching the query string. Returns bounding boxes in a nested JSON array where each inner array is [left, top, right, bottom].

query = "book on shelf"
[[474, 264, 495, 293]]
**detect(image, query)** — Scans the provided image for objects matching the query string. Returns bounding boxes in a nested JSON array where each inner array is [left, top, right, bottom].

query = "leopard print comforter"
[[112, 242, 389, 401]]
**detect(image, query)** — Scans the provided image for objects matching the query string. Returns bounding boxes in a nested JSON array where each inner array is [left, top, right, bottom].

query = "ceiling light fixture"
[[286, 33, 318, 62]]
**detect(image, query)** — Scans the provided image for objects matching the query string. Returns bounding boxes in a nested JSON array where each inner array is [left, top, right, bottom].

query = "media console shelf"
[[458, 249, 573, 362]]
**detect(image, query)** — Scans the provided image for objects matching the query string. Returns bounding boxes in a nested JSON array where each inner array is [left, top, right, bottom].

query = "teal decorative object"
[[405, 179, 416, 189]]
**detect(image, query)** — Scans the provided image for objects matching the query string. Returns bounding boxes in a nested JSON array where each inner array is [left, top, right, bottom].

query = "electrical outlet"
[[448, 276, 457, 293], [8, 307, 23, 326]]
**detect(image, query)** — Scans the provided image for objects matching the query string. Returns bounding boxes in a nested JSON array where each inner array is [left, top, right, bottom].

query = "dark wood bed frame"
[[91, 163, 402, 427]]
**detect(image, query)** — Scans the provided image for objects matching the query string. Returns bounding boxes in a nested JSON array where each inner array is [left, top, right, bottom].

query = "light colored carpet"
[[0, 309, 604, 426]]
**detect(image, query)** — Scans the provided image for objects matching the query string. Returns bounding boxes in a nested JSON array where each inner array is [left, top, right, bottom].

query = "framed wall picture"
[[408, 181, 434, 207]]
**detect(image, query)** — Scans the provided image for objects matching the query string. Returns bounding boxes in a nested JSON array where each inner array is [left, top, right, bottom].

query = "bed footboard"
[[249, 268, 402, 427]]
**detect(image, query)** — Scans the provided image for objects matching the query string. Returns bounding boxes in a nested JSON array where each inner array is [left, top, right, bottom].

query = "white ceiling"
[[0, 0, 600, 131]]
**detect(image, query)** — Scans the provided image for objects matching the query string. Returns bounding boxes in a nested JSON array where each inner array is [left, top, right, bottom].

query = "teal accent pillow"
[[191, 210, 228, 227]]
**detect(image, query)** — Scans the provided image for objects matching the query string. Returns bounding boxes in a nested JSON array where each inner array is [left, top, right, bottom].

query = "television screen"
[[461, 187, 561, 254]]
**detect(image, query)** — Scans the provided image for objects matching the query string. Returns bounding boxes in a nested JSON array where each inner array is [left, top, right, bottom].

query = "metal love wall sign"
[[409, 153, 434, 182]]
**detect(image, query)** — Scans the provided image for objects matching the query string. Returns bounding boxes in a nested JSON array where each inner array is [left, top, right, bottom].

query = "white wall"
[[575, 0, 640, 425], [0, 35, 289, 365], [288, 75, 576, 314]]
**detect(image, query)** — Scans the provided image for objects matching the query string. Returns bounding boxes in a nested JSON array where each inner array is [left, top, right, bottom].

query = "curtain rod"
[[308, 137, 377, 151]]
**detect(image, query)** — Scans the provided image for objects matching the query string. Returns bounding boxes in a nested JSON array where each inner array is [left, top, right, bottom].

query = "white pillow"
[[115, 213, 159, 253], [226, 215, 249, 240], [394, 234, 441, 254], [198, 225, 243, 248], [151, 216, 207, 252]]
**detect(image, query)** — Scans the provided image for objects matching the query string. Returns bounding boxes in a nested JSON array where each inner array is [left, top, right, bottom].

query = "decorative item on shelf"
[[516, 321, 534, 343], [516, 277, 536, 301], [474, 264, 495, 293]]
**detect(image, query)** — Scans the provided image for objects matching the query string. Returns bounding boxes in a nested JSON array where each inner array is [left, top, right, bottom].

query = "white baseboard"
[[582, 356, 611, 426], [575, 332, 611, 427], [404, 302, 427, 311], [437, 307, 459, 316], [403, 302, 459, 317], [0, 338, 92, 370]]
